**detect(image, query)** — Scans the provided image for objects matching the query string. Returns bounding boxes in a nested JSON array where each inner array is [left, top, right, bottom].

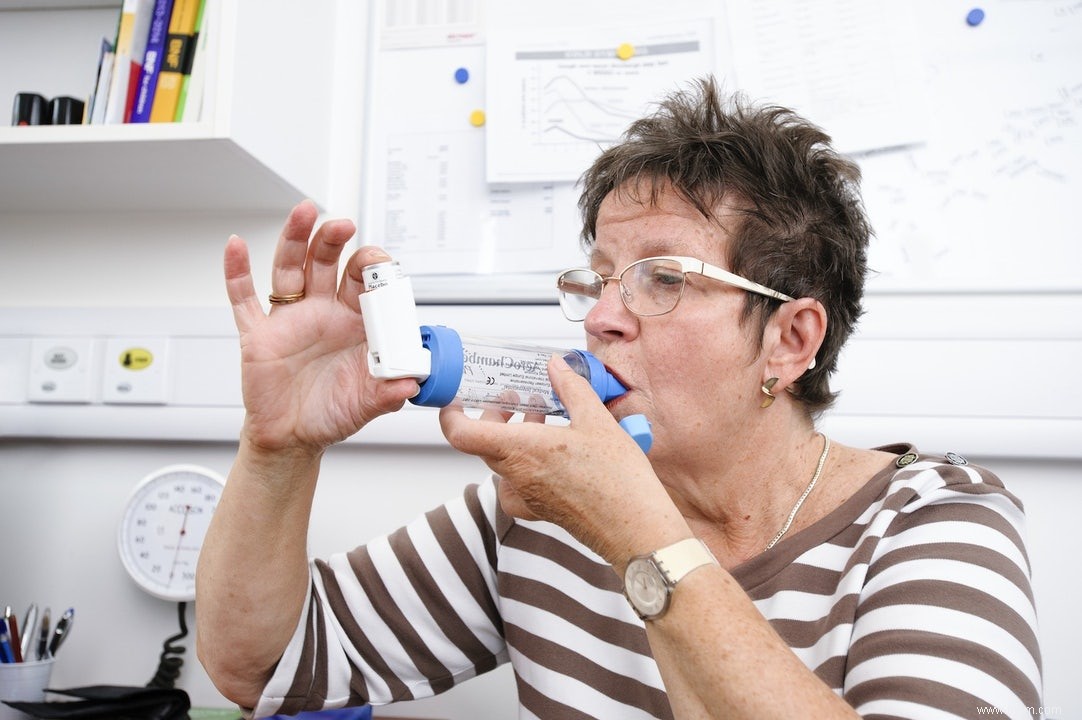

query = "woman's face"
[[584, 186, 766, 466]]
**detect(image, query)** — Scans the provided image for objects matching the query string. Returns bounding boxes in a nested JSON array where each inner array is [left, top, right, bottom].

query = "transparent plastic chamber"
[[411, 327, 625, 416], [358, 262, 652, 452]]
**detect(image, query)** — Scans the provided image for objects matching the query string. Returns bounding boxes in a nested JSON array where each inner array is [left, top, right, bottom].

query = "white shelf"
[[0, 0, 338, 213], [0, 1, 119, 8], [0, 123, 308, 212]]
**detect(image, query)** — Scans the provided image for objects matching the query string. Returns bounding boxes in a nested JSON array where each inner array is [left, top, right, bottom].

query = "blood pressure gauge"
[[117, 464, 225, 602]]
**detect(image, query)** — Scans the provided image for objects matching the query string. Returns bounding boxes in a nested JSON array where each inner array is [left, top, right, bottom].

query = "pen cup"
[[0, 658, 55, 720]]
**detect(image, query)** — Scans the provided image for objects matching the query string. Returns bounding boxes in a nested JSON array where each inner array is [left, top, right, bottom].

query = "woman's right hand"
[[224, 200, 421, 455]]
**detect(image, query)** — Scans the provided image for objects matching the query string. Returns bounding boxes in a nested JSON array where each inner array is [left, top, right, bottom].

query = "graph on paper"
[[528, 73, 645, 145], [486, 20, 715, 182]]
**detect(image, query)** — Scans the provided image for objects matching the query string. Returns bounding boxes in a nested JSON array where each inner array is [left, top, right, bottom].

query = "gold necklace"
[[765, 434, 831, 550]]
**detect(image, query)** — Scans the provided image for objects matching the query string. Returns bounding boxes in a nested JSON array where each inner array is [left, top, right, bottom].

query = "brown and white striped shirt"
[[251, 445, 1043, 719]]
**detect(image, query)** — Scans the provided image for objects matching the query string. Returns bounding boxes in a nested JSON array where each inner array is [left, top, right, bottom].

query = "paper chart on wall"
[[484, 19, 717, 183], [724, 0, 927, 155], [371, 121, 582, 277], [361, 13, 585, 296]]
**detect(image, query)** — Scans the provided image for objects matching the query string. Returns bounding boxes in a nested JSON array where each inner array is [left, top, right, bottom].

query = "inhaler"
[[358, 261, 653, 453]]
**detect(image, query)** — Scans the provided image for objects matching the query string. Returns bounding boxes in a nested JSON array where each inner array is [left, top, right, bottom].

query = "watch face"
[[625, 558, 669, 618]]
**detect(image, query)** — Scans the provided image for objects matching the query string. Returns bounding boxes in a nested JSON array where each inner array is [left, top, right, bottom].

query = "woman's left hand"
[[439, 354, 675, 564]]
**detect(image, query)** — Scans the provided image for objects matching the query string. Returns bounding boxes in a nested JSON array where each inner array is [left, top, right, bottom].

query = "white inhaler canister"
[[358, 261, 431, 379]]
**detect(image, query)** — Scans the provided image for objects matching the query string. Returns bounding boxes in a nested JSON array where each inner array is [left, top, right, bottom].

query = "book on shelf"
[[130, 0, 175, 123], [86, 37, 115, 124], [174, 0, 207, 121], [103, 0, 155, 124], [149, 0, 203, 123], [88, 8, 124, 125], [179, 0, 215, 123]]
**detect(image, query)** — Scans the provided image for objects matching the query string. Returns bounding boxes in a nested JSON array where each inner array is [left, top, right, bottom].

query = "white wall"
[[0, 438, 519, 718]]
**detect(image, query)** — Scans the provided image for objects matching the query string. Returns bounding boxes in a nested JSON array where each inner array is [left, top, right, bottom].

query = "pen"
[[0, 618, 14, 663], [37, 607, 51, 660], [48, 607, 74, 657], [21, 603, 38, 660], [3, 607, 23, 662], [4, 608, 23, 663]]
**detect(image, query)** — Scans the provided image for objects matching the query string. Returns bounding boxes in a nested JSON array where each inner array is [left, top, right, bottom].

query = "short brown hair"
[[577, 76, 871, 414]]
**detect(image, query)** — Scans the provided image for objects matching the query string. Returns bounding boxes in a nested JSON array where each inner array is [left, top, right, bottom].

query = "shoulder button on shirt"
[[896, 452, 918, 468], [945, 451, 969, 466]]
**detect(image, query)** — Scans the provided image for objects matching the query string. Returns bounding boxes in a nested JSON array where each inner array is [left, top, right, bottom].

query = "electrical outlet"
[[101, 337, 171, 404], [27, 337, 96, 403]]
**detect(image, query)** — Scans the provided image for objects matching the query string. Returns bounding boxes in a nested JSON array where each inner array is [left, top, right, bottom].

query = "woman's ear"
[[766, 298, 826, 384]]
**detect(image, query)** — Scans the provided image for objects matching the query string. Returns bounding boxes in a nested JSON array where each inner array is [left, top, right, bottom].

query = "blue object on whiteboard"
[[454, 67, 470, 84], [966, 8, 985, 26]]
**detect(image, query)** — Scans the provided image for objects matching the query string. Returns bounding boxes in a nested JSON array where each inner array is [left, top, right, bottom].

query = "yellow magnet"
[[616, 42, 635, 60], [119, 347, 154, 371], [469, 109, 486, 127]]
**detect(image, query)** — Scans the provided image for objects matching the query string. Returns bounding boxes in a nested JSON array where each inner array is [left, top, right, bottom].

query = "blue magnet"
[[454, 67, 470, 84], [966, 8, 985, 26]]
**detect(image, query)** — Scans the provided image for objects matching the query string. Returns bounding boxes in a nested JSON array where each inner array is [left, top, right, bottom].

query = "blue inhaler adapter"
[[410, 325, 463, 408]]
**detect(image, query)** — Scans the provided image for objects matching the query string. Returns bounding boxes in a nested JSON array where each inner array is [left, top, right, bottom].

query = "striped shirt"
[[251, 445, 1043, 719]]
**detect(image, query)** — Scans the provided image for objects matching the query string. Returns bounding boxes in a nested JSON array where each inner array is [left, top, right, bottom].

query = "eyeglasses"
[[556, 255, 793, 321]]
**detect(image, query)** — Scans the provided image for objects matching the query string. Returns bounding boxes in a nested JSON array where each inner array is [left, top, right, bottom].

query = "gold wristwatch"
[[624, 537, 718, 620]]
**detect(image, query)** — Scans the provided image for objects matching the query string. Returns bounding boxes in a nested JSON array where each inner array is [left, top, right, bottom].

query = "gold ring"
[[268, 291, 305, 305]]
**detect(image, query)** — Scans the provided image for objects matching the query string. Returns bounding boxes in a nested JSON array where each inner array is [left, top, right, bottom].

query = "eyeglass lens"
[[557, 270, 601, 320], [557, 258, 687, 320]]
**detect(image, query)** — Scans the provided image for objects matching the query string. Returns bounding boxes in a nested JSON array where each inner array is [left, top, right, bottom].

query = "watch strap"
[[651, 537, 717, 585]]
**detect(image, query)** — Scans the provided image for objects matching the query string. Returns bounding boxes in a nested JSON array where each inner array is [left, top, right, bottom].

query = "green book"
[[174, 0, 207, 121]]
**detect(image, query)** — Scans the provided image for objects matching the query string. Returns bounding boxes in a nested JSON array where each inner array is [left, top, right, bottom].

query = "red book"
[[104, 0, 154, 123]]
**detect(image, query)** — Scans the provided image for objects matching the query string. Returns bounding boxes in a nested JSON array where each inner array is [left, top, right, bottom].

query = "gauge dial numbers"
[[117, 464, 225, 602]]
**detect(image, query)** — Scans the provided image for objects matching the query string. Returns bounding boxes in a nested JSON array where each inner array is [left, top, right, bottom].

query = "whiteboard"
[[852, 2, 1082, 293], [359, 0, 1082, 302]]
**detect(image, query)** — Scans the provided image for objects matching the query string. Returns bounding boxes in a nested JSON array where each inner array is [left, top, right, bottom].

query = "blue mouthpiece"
[[568, 350, 627, 402], [567, 351, 652, 452]]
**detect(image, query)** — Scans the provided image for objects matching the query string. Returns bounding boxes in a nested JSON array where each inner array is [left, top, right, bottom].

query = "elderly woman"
[[197, 77, 1042, 719]]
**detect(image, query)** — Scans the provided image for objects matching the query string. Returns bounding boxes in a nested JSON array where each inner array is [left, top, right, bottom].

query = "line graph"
[[486, 21, 714, 182], [533, 74, 641, 144]]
